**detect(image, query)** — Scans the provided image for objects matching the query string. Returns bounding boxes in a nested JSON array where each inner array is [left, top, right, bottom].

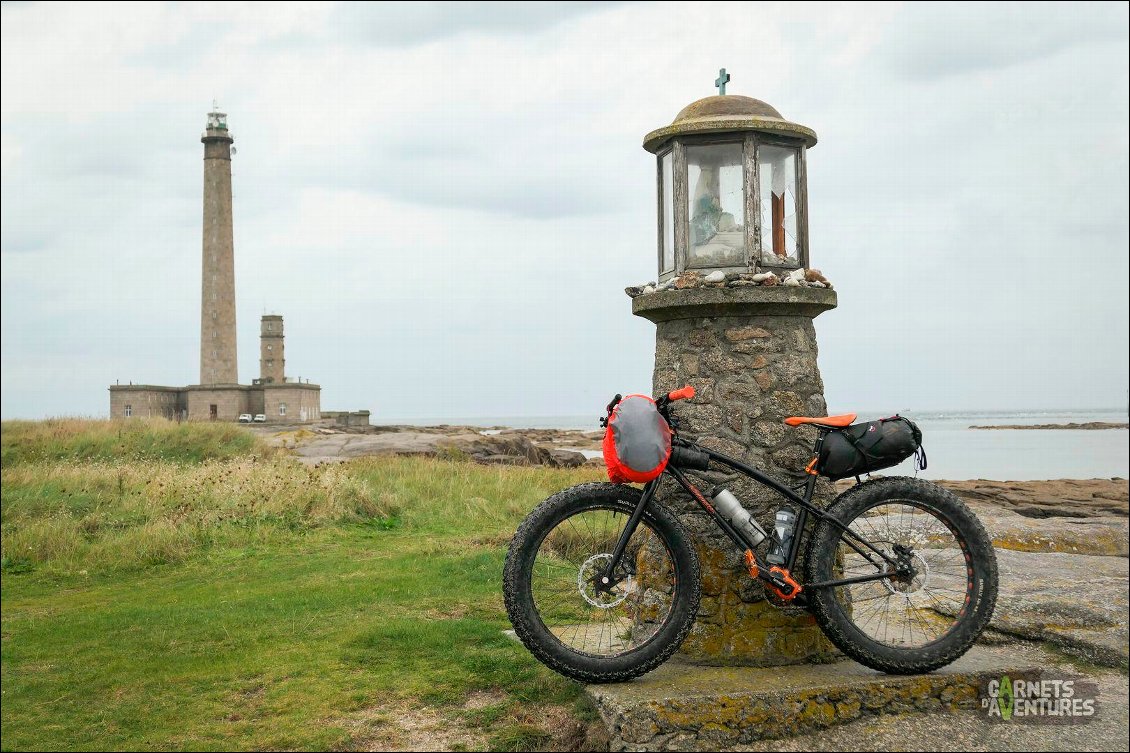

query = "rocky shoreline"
[[256, 422, 604, 468]]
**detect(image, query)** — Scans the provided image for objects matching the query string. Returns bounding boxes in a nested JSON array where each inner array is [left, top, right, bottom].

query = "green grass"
[[1, 418, 262, 466], [1, 420, 606, 751]]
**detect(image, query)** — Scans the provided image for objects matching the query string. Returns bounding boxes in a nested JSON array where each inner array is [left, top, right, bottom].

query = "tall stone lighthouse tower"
[[199, 104, 238, 385]]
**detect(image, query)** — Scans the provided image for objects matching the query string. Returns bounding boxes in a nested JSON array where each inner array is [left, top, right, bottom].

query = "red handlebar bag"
[[602, 395, 673, 483]]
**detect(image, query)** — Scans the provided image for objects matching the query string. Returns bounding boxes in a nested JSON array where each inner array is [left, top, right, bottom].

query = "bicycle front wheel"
[[805, 477, 998, 674], [503, 482, 700, 683]]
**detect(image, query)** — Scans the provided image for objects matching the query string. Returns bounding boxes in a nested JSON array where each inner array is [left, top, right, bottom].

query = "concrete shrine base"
[[585, 645, 1042, 751]]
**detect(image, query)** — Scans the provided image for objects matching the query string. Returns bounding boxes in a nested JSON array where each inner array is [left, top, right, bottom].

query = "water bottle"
[[766, 508, 797, 565], [711, 488, 767, 548]]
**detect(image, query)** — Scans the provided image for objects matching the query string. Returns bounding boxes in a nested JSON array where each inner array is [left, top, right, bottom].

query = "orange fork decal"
[[686, 483, 715, 514], [744, 549, 759, 579]]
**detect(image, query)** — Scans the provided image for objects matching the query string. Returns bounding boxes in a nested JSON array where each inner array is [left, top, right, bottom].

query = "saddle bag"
[[602, 395, 673, 483], [818, 415, 924, 481]]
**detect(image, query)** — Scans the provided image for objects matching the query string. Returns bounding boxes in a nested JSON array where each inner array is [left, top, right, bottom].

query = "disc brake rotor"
[[881, 550, 930, 595], [578, 553, 631, 608]]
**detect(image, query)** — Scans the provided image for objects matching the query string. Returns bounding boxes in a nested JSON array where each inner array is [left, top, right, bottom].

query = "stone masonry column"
[[200, 106, 238, 385], [635, 285, 840, 666]]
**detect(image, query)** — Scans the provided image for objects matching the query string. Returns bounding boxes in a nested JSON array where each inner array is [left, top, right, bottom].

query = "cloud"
[[1, 1, 1128, 420], [331, 1, 630, 47], [881, 2, 1129, 80]]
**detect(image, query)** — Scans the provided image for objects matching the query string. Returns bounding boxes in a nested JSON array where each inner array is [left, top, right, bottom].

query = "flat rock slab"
[[586, 646, 1039, 751], [970, 504, 1128, 557], [985, 549, 1129, 669], [937, 479, 1127, 519]]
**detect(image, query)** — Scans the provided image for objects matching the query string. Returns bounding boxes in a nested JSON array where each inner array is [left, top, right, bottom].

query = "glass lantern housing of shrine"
[[656, 133, 808, 282]]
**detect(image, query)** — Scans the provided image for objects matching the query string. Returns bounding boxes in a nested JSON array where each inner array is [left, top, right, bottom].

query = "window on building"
[[124, 404, 132, 417], [212, 330, 217, 338], [266, 359, 274, 368], [266, 322, 273, 331], [279, 402, 287, 417], [212, 311, 217, 319], [267, 344, 272, 351]]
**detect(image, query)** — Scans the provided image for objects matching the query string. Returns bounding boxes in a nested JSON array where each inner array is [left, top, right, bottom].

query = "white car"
[[238, 413, 253, 423], [253, 414, 267, 423]]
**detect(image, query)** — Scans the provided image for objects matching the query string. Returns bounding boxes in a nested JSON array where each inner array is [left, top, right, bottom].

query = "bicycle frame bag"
[[602, 394, 673, 483], [818, 415, 924, 481]]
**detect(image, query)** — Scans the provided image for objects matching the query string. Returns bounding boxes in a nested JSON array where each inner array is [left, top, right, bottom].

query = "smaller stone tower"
[[260, 315, 285, 384]]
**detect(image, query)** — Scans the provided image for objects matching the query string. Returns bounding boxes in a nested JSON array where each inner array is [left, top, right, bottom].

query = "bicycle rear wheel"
[[805, 477, 998, 674]]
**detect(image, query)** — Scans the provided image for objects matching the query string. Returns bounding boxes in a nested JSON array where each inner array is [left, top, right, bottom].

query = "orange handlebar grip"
[[667, 385, 696, 402]]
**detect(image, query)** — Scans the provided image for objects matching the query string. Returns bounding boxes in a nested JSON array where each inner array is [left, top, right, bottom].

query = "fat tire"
[[805, 476, 998, 674], [503, 482, 701, 683]]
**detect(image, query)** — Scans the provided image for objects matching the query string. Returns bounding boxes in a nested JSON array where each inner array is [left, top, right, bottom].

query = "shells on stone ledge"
[[625, 268, 830, 296], [805, 268, 833, 289], [675, 270, 703, 289]]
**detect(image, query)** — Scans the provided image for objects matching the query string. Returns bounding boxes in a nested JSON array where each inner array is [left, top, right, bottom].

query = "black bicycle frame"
[[601, 431, 906, 596]]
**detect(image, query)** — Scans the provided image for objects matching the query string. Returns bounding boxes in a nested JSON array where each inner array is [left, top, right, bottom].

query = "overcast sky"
[[2, 1, 1127, 421]]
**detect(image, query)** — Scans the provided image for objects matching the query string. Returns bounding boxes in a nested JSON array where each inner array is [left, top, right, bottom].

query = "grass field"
[[0, 420, 606, 751]]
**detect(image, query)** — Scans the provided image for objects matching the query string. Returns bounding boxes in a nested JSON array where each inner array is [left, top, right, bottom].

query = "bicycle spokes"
[[832, 501, 973, 648], [530, 508, 676, 658]]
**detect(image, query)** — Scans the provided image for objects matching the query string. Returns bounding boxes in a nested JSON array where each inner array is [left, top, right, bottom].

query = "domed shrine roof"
[[644, 94, 817, 153]]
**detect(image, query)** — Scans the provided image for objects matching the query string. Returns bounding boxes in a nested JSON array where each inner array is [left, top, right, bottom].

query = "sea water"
[[380, 409, 1128, 481]]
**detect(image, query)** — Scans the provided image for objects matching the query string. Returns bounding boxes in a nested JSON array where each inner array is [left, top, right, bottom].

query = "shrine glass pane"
[[661, 151, 674, 274], [758, 144, 799, 267], [686, 143, 745, 268]]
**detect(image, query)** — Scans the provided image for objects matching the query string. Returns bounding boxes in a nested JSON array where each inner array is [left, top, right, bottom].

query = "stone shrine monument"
[[630, 72, 839, 665]]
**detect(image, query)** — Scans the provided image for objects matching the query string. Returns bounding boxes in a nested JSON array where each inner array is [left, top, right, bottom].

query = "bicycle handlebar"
[[666, 385, 696, 402], [603, 387, 691, 428]]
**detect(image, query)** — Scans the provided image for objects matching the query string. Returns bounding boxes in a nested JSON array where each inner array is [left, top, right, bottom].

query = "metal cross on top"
[[715, 68, 731, 95]]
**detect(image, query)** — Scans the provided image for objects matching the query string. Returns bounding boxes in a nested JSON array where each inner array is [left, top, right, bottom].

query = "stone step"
[[586, 645, 1041, 752]]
